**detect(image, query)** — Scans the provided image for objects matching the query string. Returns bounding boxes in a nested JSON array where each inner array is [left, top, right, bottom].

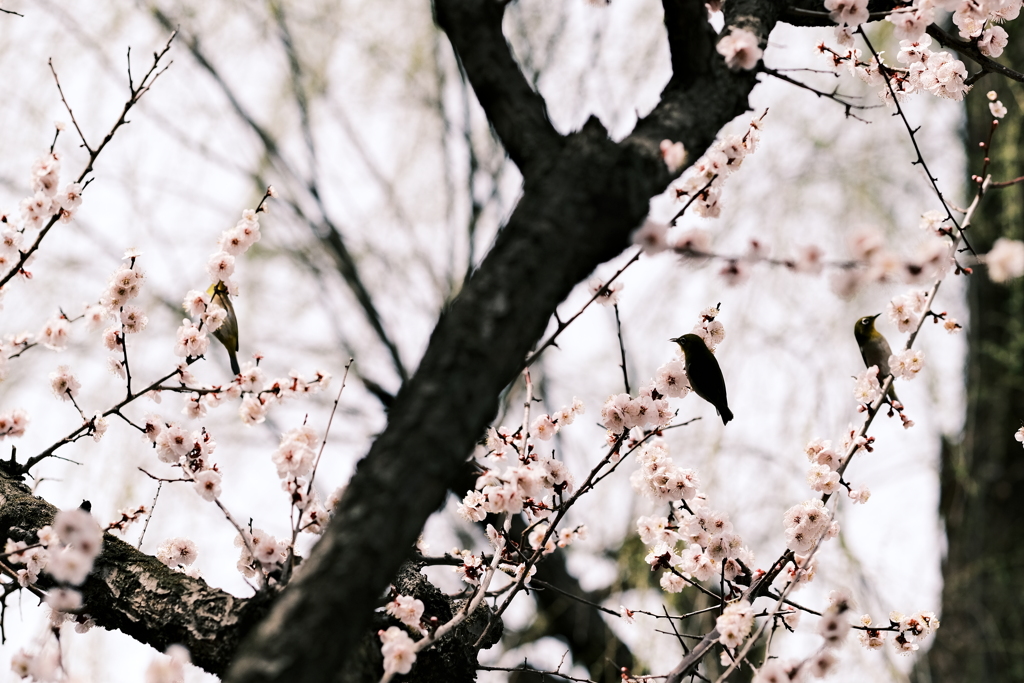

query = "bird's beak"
[[669, 337, 680, 343], [869, 313, 881, 322]]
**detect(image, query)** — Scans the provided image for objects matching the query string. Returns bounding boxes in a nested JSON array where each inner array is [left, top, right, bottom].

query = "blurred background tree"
[[919, 19, 1024, 683]]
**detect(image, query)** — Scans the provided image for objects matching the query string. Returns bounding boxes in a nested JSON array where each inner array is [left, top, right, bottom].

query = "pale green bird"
[[854, 314, 898, 403], [208, 281, 240, 376]]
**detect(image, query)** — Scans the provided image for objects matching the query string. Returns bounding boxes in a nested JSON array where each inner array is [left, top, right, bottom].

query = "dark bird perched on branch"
[[670, 334, 733, 425]]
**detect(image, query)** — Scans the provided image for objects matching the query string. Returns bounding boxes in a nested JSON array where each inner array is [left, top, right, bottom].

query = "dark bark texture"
[[224, 0, 767, 681], [917, 22, 1024, 683], [0, 473, 272, 676]]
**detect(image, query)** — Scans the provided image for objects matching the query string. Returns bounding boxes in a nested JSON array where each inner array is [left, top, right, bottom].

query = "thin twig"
[[213, 497, 262, 589], [670, 175, 718, 225], [137, 468, 191, 484], [856, 28, 975, 256], [991, 174, 1024, 189], [306, 359, 353, 494], [760, 66, 874, 122], [50, 59, 91, 153], [478, 665, 595, 683], [137, 481, 163, 549], [523, 250, 642, 367], [613, 304, 630, 394], [19, 365, 181, 473], [530, 579, 622, 616]]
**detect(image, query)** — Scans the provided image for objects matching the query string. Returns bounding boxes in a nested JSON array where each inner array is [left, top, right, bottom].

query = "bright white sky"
[[0, 1, 970, 681]]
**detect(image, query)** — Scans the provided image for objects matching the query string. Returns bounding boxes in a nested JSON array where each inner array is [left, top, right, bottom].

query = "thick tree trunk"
[[921, 26, 1024, 682]]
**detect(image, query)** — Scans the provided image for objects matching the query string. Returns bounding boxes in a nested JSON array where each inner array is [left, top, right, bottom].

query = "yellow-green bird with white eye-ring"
[[854, 314, 898, 403], [208, 280, 241, 376], [670, 334, 733, 425]]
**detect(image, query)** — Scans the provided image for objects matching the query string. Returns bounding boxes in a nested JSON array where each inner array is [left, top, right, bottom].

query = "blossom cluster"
[[452, 398, 586, 591], [630, 439, 699, 503], [986, 237, 1024, 283], [156, 537, 200, 577], [601, 385, 673, 432], [819, 35, 970, 106], [5, 507, 103, 670], [274, 426, 330, 534], [527, 397, 585, 441], [804, 438, 843, 496], [716, 28, 762, 71], [457, 448, 575, 523], [209, 207, 263, 289], [987, 90, 1008, 119], [0, 152, 83, 279], [860, 609, 941, 654], [149, 418, 225, 501], [386, 595, 426, 632], [0, 408, 29, 439], [886, 290, 931, 332], [235, 528, 289, 578], [633, 435, 754, 594], [852, 365, 884, 405], [457, 398, 581, 528], [890, 348, 925, 380], [161, 353, 329, 426], [670, 114, 764, 219], [837, 224, 953, 299], [783, 499, 838, 556], [716, 600, 755, 649], [379, 626, 418, 676], [5, 508, 103, 589], [949, 0, 1018, 46], [643, 496, 753, 590]]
